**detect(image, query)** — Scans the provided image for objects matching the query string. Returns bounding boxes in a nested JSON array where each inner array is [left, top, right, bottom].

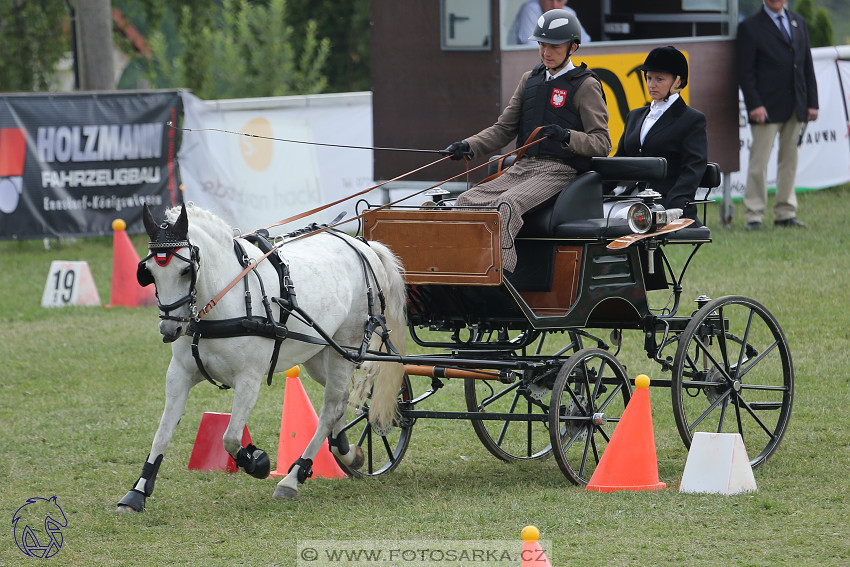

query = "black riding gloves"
[[540, 125, 571, 146], [441, 140, 473, 160]]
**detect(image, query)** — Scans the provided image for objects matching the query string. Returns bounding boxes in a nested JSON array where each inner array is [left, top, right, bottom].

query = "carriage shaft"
[[403, 364, 502, 380]]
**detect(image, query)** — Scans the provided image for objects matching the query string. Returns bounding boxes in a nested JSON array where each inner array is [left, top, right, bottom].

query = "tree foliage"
[[143, 0, 331, 99], [0, 1, 69, 91], [793, 0, 835, 47], [286, 0, 371, 92]]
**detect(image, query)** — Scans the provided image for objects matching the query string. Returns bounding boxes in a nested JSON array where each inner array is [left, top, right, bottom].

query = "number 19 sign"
[[41, 261, 101, 308]]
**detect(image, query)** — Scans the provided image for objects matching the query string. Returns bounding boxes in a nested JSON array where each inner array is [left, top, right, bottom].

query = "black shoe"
[[746, 221, 762, 231], [774, 217, 808, 228]]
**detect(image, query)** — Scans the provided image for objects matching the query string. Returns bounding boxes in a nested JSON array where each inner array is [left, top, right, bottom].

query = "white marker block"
[[680, 432, 758, 495], [41, 261, 101, 307]]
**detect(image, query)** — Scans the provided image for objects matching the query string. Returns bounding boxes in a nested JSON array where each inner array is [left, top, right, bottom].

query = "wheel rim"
[[335, 374, 414, 477], [672, 296, 794, 468], [464, 330, 582, 462], [549, 348, 631, 485]]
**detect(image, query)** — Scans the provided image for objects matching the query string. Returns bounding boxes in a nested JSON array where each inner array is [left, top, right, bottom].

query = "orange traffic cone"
[[187, 412, 253, 473], [269, 366, 346, 479], [520, 526, 553, 567], [586, 374, 666, 492], [106, 218, 156, 308]]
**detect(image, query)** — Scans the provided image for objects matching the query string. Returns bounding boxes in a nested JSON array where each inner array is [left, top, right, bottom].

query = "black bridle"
[[138, 236, 201, 323]]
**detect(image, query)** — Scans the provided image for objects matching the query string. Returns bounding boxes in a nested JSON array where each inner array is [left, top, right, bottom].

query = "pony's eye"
[[179, 264, 192, 277]]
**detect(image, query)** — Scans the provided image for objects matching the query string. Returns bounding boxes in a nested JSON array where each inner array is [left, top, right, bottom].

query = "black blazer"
[[737, 8, 818, 124], [614, 97, 708, 217]]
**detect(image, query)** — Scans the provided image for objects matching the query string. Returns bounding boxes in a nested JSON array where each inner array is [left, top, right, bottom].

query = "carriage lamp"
[[626, 191, 668, 234]]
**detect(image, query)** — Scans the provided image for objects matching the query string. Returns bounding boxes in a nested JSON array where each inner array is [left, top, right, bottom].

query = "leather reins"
[[195, 129, 548, 320]]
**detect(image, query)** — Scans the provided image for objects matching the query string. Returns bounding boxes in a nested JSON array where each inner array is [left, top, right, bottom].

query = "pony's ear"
[[143, 204, 159, 240], [173, 205, 189, 239]]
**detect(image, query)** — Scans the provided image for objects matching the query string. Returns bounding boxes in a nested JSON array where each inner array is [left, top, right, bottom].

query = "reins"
[[191, 129, 548, 320]]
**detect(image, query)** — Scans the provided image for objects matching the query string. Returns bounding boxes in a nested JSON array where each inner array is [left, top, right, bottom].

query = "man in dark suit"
[[737, 0, 819, 230], [613, 46, 707, 221]]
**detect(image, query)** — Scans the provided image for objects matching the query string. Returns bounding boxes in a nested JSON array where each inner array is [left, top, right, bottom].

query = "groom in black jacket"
[[737, 0, 818, 230]]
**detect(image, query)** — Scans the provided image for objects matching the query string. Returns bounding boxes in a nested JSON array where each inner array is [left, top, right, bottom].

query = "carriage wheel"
[[335, 374, 414, 477], [672, 295, 793, 468], [463, 330, 583, 462], [549, 348, 631, 485]]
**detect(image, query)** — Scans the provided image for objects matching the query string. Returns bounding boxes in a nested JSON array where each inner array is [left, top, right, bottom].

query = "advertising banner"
[[178, 92, 375, 233], [0, 91, 183, 239]]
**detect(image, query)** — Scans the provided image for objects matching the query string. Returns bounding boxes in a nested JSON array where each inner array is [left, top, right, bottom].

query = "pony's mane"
[[164, 202, 234, 247]]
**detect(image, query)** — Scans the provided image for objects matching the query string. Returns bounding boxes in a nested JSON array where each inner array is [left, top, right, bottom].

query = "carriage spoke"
[[578, 427, 594, 478], [495, 390, 523, 447], [477, 381, 521, 411], [688, 387, 733, 433], [381, 435, 396, 464], [735, 309, 755, 377], [735, 393, 779, 439], [737, 339, 779, 381]]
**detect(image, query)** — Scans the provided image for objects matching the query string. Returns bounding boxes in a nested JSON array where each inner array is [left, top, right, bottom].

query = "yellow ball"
[[112, 218, 126, 231], [285, 366, 300, 378], [521, 525, 539, 542], [635, 374, 650, 389]]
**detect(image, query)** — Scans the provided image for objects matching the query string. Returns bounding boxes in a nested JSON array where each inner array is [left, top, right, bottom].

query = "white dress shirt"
[[640, 93, 679, 145]]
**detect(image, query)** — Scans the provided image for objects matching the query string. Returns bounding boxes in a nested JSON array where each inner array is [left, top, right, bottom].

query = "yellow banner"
[[578, 51, 690, 155]]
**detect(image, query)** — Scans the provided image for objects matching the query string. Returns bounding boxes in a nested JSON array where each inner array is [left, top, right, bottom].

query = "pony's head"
[[138, 204, 201, 342]]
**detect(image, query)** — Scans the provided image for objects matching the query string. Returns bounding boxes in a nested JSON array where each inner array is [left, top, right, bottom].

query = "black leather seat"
[[509, 159, 719, 241]]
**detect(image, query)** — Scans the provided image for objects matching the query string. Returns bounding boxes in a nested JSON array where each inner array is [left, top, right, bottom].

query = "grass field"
[[1, 187, 849, 566]]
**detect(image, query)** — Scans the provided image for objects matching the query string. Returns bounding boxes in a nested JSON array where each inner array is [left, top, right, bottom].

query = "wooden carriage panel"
[[363, 209, 503, 285], [519, 246, 582, 317]]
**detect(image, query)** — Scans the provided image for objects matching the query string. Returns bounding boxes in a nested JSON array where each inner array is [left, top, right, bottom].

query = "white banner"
[[728, 46, 850, 198], [178, 92, 376, 233]]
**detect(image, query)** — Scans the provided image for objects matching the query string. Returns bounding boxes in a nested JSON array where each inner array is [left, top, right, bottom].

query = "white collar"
[[546, 60, 576, 81], [648, 93, 679, 116]]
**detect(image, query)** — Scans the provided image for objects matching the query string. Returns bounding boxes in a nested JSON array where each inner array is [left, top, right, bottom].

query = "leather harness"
[[186, 227, 397, 390]]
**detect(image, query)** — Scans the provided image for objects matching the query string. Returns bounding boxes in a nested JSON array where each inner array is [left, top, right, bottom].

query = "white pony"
[[117, 203, 407, 511]]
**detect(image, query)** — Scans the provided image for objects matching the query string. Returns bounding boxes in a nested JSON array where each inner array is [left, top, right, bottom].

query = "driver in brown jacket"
[[442, 9, 611, 274]]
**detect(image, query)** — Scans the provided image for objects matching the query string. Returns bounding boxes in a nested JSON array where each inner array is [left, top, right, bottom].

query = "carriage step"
[[747, 401, 784, 410]]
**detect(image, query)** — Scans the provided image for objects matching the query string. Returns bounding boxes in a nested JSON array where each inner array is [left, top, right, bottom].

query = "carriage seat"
[[488, 157, 719, 242]]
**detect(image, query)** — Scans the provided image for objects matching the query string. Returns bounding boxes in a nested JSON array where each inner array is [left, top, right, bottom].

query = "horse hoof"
[[117, 489, 146, 512], [349, 446, 364, 470], [273, 485, 298, 500], [116, 504, 139, 514]]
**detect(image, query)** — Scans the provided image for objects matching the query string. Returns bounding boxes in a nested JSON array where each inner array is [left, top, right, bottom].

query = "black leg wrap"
[[328, 432, 350, 455], [288, 457, 313, 484], [139, 454, 164, 496], [118, 453, 163, 512], [234, 444, 271, 479]]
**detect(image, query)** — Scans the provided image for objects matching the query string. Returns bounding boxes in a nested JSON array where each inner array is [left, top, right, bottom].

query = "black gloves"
[[441, 140, 473, 160], [540, 124, 571, 145]]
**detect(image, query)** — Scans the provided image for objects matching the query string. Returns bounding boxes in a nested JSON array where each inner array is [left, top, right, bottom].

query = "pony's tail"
[[353, 241, 407, 432]]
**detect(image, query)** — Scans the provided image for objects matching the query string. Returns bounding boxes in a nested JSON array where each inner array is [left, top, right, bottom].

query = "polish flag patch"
[[550, 88, 567, 108]]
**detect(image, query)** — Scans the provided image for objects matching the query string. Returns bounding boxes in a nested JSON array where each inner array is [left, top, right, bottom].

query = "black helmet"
[[638, 46, 688, 89], [528, 9, 582, 45]]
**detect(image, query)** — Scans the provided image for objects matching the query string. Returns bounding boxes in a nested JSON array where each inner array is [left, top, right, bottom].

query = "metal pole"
[[721, 174, 733, 226]]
